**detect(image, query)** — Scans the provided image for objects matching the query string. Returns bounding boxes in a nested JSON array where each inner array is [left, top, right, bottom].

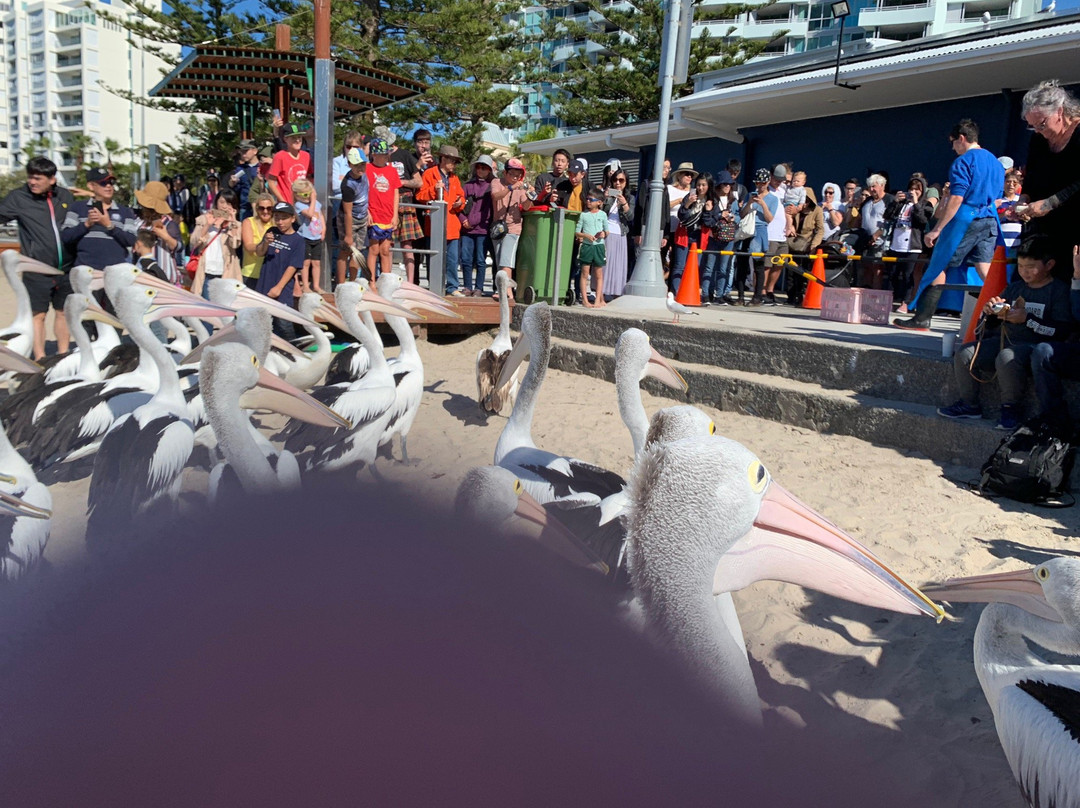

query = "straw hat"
[[437, 144, 462, 162], [135, 181, 173, 215], [674, 162, 697, 179]]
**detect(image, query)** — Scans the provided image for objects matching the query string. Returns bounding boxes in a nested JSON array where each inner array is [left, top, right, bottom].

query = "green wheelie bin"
[[515, 209, 579, 304]]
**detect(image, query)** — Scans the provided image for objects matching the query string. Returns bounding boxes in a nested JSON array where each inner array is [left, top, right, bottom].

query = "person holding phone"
[[61, 166, 140, 271]]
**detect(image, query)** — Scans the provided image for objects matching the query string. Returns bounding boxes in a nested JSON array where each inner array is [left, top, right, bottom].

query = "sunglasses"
[[257, 205, 274, 212], [95, 179, 116, 186]]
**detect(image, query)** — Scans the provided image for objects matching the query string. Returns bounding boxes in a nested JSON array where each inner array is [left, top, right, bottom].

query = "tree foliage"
[[528, 0, 777, 131]]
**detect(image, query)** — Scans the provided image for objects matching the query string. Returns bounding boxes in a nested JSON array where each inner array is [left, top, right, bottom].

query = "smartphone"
[[606, 188, 621, 198], [272, 108, 281, 119], [91, 200, 104, 214], [1014, 203, 1031, 216]]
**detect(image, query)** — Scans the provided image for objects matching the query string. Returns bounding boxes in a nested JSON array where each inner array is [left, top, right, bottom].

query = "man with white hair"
[[858, 174, 893, 288]]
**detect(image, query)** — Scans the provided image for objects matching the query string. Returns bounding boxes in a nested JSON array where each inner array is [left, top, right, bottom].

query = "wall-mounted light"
[[831, 0, 860, 90]]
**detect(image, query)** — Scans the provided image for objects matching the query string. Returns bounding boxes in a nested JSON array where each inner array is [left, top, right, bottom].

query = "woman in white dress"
[[602, 169, 634, 300]]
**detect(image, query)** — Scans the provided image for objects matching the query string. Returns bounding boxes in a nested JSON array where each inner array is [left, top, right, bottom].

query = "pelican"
[[85, 286, 234, 547], [0, 250, 64, 360], [376, 272, 458, 464], [615, 328, 687, 457], [476, 270, 519, 414], [201, 341, 350, 501], [0, 346, 52, 580], [493, 303, 627, 507], [666, 292, 699, 324], [923, 559, 1080, 808], [278, 282, 415, 475], [626, 434, 944, 724]]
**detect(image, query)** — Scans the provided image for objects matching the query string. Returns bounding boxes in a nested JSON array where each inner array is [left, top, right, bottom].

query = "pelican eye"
[[513, 479, 524, 496], [250, 354, 259, 368], [747, 461, 768, 493], [1036, 567, 1049, 581], [145, 288, 155, 297], [708, 421, 716, 435]]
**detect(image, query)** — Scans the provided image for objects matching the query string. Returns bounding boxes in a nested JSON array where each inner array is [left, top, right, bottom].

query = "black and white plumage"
[[924, 559, 1080, 808], [493, 303, 626, 508], [476, 270, 519, 414], [85, 286, 236, 547], [0, 250, 64, 360], [666, 292, 699, 324]]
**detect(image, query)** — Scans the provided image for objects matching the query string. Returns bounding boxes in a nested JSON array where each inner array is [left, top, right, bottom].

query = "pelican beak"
[[921, 567, 1061, 623], [496, 330, 531, 391], [713, 482, 945, 621], [146, 291, 236, 322], [180, 325, 239, 365], [239, 367, 351, 429], [0, 345, 43, 375], [270, 334, 309, 360], [132, 270, 180, 292], [233, 286, 318, 327], [358, 289, 422, 320], [0, 489, 51, 520], [313, 303, 351, 335], [644, 346, 687, 392], [88, 269, 106, 291], [513, 491, 611, 577], [401, 297, 464, 319], [17, 255, 63, 276], [83, 300, 125, 330], [392, 280, 451, 308]]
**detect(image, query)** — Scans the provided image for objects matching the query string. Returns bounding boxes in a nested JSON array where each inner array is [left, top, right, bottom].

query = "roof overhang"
[[149, 45, 426, 119]]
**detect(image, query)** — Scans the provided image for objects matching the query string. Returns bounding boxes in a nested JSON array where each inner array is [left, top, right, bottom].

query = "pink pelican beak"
[[131, 269, 181, 293], [645, 345, 687, 392], [144, 290, 236, 322], [0, 482, 50, 520], [312, 301, 351, 335], [357, 288, 422, 321], [88, 269, 106, 292], [392, 280, 454, 308], [231, 285, 319, 328], [0, 344, 43, 375], [713, 482, 945, 620], [400, 297, 464, 320], [16, 255, 63, 276], [510, 490, 611, 577], [83, 299, 125, 330], [180, 328, 308, 366], [238, 367, 351, 429], [921, 566, 1061, 623]]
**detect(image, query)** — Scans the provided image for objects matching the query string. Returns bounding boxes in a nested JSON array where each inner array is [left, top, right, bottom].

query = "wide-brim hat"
[[472, 154, 496, 171], [674, 162, 697, 179], [438, 145, 462, 161], [134, 181, 173, 215]]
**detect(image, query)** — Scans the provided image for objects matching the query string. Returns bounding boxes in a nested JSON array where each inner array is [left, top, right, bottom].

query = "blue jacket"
[[61, 200, 140, 269]]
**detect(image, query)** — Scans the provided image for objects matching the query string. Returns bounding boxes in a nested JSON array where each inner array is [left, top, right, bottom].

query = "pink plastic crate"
[[819, 287, 893, 325]]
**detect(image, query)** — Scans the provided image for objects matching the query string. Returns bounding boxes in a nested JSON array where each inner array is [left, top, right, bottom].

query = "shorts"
[[304, 238, 323, 261], [766, 240, 786, 266], [947, 216, 998, 268], [341, 222, 368, 255], [495, 232, 520, 270], [579, 240, 606, 268], [369, 224, 394, 243], [24, 271, 72, 314]]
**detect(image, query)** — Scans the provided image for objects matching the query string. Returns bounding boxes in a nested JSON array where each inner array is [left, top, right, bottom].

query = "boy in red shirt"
[[365, 138, 401, 283], [268, 123, 311, 207], [416, 144, 466, 296]]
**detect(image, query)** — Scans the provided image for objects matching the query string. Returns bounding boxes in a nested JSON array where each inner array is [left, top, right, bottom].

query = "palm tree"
[[103, 138, 121, 174]]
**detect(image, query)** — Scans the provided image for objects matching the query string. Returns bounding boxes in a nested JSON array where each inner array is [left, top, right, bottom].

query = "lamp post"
[[831, 0, 860, 91]]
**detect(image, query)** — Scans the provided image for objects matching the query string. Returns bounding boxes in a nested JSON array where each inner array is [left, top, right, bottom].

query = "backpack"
[[977, 422, 1075, 507]]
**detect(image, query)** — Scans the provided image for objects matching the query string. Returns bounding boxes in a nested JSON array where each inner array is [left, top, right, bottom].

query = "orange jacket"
[[416, 166, 466, 241]]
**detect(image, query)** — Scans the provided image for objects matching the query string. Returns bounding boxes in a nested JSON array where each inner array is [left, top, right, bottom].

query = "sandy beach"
[[10, 300, 1080, 805]]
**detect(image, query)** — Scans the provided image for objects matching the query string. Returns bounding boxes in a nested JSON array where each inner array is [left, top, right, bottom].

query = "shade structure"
[[148, 44, 426, 119]]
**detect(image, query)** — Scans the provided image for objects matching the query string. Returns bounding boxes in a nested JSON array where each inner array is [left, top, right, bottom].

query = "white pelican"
[[0, 250, 64, 359], [0, 345, 52, 580], [924, 559, 1080, 808], [666, 292, 699, 324], [614, 328, 687, 458], [626, 434, 944, 725], [85, 286, 235, 547], [278, 282, 415, 475], [201, 341, 350, 501], [493, 303, 626, 507], [376, 272, 458, 464], [476, 270, 519, 414]]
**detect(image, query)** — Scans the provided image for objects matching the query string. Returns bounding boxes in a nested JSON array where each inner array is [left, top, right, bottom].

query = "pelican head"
[[69, 265, 95, 296], [103, 262, 143, 303], [233, 307, 273, 364], [923, 557, 1080, 627], [495, 269, 517, 294], [645, 406, 715, 449], [496, 302, 551, 391], [208, 278, 245, 308], [615, 328, 687, 393]]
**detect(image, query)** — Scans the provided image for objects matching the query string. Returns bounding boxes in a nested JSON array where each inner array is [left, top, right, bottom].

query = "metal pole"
[[552, 207, 565, 307], [429, 201, 446, 294], [312, 0, 333, 290], [833, 16, 846, 86], [624, 0, 683, 298]]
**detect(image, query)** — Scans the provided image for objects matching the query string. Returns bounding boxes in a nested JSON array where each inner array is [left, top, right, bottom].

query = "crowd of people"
[[0, 79, 1077, 432]]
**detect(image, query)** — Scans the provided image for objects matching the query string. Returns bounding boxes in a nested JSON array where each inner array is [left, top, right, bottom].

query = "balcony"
[[55, 55, 82, 70], [859, 1, 935, 27], [55, 115, 83, 130], [52, 33, 81, 52], [741, 18, 807, 38], [55, 94, 82, 108], [54, 75, 82, 90]]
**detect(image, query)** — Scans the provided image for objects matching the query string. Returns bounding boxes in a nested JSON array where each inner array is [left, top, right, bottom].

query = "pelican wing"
[[517, 457, 627, 502], [477, 348, 516, 413], [324, 344, 369, 386]]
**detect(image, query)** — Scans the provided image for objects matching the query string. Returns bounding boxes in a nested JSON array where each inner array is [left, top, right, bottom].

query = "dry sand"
[[16, 308, 1080, 806]]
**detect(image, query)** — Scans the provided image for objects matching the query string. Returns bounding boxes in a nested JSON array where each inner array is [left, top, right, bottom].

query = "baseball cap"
[[370, 138, 392, 155], [273, 202, 296, 216], [258, 145, 274, 158], [238, 138, 257, 150], [283, 123, 305, 138], [568, 159, 586, 174], [772, 165, 788, 179], [505, 157, 525, 172], [87, 166, 114, 184], [753, 168, 770, 183], [347, 147, 366, 165]]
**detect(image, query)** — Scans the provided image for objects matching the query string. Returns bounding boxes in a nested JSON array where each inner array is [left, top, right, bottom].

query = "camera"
[[525, 188, 538, 202], [990, 301, 1010, 314]]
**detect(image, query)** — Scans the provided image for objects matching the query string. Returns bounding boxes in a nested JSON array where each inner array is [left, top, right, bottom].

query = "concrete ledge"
[[549, 338, 1004, 468]]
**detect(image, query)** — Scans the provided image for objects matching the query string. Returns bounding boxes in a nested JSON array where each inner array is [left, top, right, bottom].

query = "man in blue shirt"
[[255, 202, 306, 340], [61, 166, 140, 270], [228, 139, 260, 220], [895, 119, 1005, 330], [337, 147, 369, 285]]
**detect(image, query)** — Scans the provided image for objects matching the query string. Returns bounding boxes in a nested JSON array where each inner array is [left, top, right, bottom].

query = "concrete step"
[[548, 336, 1005, 469]]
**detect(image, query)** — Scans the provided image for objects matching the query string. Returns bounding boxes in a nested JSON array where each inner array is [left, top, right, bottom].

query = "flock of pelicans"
[[0, 253, 1075, 806]]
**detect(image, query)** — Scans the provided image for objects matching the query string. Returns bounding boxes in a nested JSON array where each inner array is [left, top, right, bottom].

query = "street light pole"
[[831, 0, 860, 91], [624, 0, 685, 298]]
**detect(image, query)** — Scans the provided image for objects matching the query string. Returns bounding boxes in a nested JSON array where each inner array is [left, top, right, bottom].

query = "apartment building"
[[0, 0, 180, 185]]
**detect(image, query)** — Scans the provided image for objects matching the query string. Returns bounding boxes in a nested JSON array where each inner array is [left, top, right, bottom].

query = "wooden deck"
[[335, 293, 503, 339]]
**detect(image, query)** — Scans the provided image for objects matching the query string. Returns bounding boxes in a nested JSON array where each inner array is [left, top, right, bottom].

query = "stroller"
[[818, 231, 861, 288]]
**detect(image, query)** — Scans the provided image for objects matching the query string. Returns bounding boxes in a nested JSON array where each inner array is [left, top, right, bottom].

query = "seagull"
[[666, 292, 699, 324], [924, 559, 1080, 808]]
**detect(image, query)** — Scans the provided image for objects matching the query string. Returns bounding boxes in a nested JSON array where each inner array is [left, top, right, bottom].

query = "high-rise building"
[[0, 0, 181, 185]]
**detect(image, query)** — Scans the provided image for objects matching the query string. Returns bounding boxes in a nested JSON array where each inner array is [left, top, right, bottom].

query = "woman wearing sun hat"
[[135, 180, 183, 284]]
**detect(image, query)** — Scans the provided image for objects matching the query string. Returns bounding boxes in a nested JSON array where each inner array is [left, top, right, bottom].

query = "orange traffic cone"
[[675, 248, 702, 307], [963, 245, 1009, 343], [801, 249, 826, 310]]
